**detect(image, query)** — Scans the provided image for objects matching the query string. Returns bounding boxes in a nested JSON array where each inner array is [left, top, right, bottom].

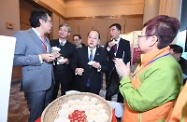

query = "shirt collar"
[[32, 28, 42, 39], [140, 46, 170, 66], [88, 47, 97, 55], [113, 37, 120, 44], [59, 39, 67, 45]]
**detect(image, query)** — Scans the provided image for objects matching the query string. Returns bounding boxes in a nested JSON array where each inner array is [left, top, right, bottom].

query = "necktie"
[[60, 42, 64, 47], [41, 35, 47, 50], [89, 50, 93, 61], [59, 42, 64, 54], [86, 50, 93, 87], [114, 44, 117, 53]]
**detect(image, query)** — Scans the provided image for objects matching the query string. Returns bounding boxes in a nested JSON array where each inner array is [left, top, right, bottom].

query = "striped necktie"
[[41, 35, 47, 50]]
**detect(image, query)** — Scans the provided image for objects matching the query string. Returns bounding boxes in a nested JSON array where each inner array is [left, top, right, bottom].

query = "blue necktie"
[[89, 50, 93, 61], [86, 50, 93, 87]]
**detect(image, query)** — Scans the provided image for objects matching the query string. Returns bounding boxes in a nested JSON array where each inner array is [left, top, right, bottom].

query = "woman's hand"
[[113, 58, 130, 77]]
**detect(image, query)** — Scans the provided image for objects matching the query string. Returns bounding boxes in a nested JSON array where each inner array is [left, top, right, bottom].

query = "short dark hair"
[[88, 30, 100, 39], [29, 9, 51, 28], [73, 34, 82, 40], [170, 44, 183, 53], [110, 23, 121, 31], [144, 15, 180, 49]]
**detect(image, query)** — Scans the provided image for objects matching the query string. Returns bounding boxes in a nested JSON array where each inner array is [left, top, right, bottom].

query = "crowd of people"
[[13, 9, 187, 122]]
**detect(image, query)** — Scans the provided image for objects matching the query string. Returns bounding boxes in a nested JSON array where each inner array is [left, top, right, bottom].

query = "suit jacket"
[[13, 28, 53, 93], [71, 46, 108, 94], [106, 38, 131, 74], [50, 39, 76, 83]]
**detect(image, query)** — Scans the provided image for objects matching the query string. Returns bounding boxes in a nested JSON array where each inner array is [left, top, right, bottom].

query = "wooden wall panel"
[[65, 20, 79, 43], [93, 19, 109, 45], [125, 17, 143, 33], [78, 20, 93, 45]]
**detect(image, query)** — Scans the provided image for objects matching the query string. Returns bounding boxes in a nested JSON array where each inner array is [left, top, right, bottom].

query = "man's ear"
[[149, 35, 158, 47], [39, 19, 43, 25], [98, 39, 101, 45]]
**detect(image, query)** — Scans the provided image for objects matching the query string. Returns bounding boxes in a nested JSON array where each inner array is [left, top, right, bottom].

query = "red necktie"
[[114, 44, 117, 53], [41, 35, 47, 50]]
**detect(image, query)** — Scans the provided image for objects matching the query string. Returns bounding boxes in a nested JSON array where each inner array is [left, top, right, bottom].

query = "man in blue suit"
[[105, 23, 131, 103], [13, 9, 60, 122]]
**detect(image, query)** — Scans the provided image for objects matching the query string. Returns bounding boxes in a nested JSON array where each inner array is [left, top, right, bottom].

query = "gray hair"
[[59, 23, 71, 33]]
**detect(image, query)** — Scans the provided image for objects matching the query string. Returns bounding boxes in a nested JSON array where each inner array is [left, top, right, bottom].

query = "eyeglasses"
[[137, 35, 153, 38], [46, 19, 52, 24], [59, 29, 69, 32], [74, 39, 80, 41]]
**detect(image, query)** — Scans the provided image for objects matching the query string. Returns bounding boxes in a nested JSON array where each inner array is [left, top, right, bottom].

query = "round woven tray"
[[41, 92, 112, 122]]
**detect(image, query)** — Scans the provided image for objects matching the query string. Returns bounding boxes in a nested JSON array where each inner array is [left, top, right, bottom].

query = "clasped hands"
[[113, 58, 130, 78]]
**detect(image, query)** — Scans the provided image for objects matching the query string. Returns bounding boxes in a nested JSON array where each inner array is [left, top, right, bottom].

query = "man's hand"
[[108, 40, 116, 48], [91, 61, 101, 69], [75, 68, 84, 76], [41, 54, 55, 63], [59, 58, 69, 64], [52, 50, 61, 58]]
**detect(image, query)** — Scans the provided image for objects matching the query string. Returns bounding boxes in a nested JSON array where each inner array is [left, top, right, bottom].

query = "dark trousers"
[[105, 92, 124, 103], [24, 83, 54, 122], [52, 80, 69, 100], [84, 86, 100, 95]]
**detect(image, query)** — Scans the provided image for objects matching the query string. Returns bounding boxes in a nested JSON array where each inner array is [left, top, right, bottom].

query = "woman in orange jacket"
[[114, 15, 183, 122]]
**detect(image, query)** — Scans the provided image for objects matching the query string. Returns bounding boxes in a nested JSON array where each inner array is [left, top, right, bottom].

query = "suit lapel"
[[94, 47, 100, 61], [29, 29, 47, 53], [116, 39, 122, 57], [85, 47, 89, 63]]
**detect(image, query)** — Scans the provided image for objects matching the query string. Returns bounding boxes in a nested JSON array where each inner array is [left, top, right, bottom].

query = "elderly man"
[[71, 30, 108, 95], [50, 23, 76, 100]]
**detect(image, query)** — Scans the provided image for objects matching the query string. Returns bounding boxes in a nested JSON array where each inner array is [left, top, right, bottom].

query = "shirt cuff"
[[97, 66, 101, 72], [39, 55, 43, 63], [107, 46, 111, 51]]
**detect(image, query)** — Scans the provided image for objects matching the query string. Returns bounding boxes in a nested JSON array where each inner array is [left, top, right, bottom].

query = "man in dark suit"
[[73, 34, 86, 48], [71, 30, 108, 95], [50, 23, 76, 100], [105, 23, 131, 103], [169, 44, 187, 85], [13, 9, 60, 122]]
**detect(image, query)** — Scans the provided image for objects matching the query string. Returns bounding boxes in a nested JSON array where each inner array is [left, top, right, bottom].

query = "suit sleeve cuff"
[[39, 55, 43, 63]]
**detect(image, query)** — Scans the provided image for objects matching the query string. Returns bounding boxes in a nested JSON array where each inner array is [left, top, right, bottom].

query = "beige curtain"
[[159, 0, 182, 19]]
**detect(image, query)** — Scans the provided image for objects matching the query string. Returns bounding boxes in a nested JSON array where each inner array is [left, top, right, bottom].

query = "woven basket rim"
[[41, 92, 112, 122]]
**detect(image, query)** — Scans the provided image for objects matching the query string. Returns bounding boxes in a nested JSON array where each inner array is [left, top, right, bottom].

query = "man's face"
[[41, 15, 52, 34], [170, 49, 181, 60], [110, 26, 120, 39], [73, 36, 81, 47], [87, 31, 100, 49], [59, 26, 70, 39]]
